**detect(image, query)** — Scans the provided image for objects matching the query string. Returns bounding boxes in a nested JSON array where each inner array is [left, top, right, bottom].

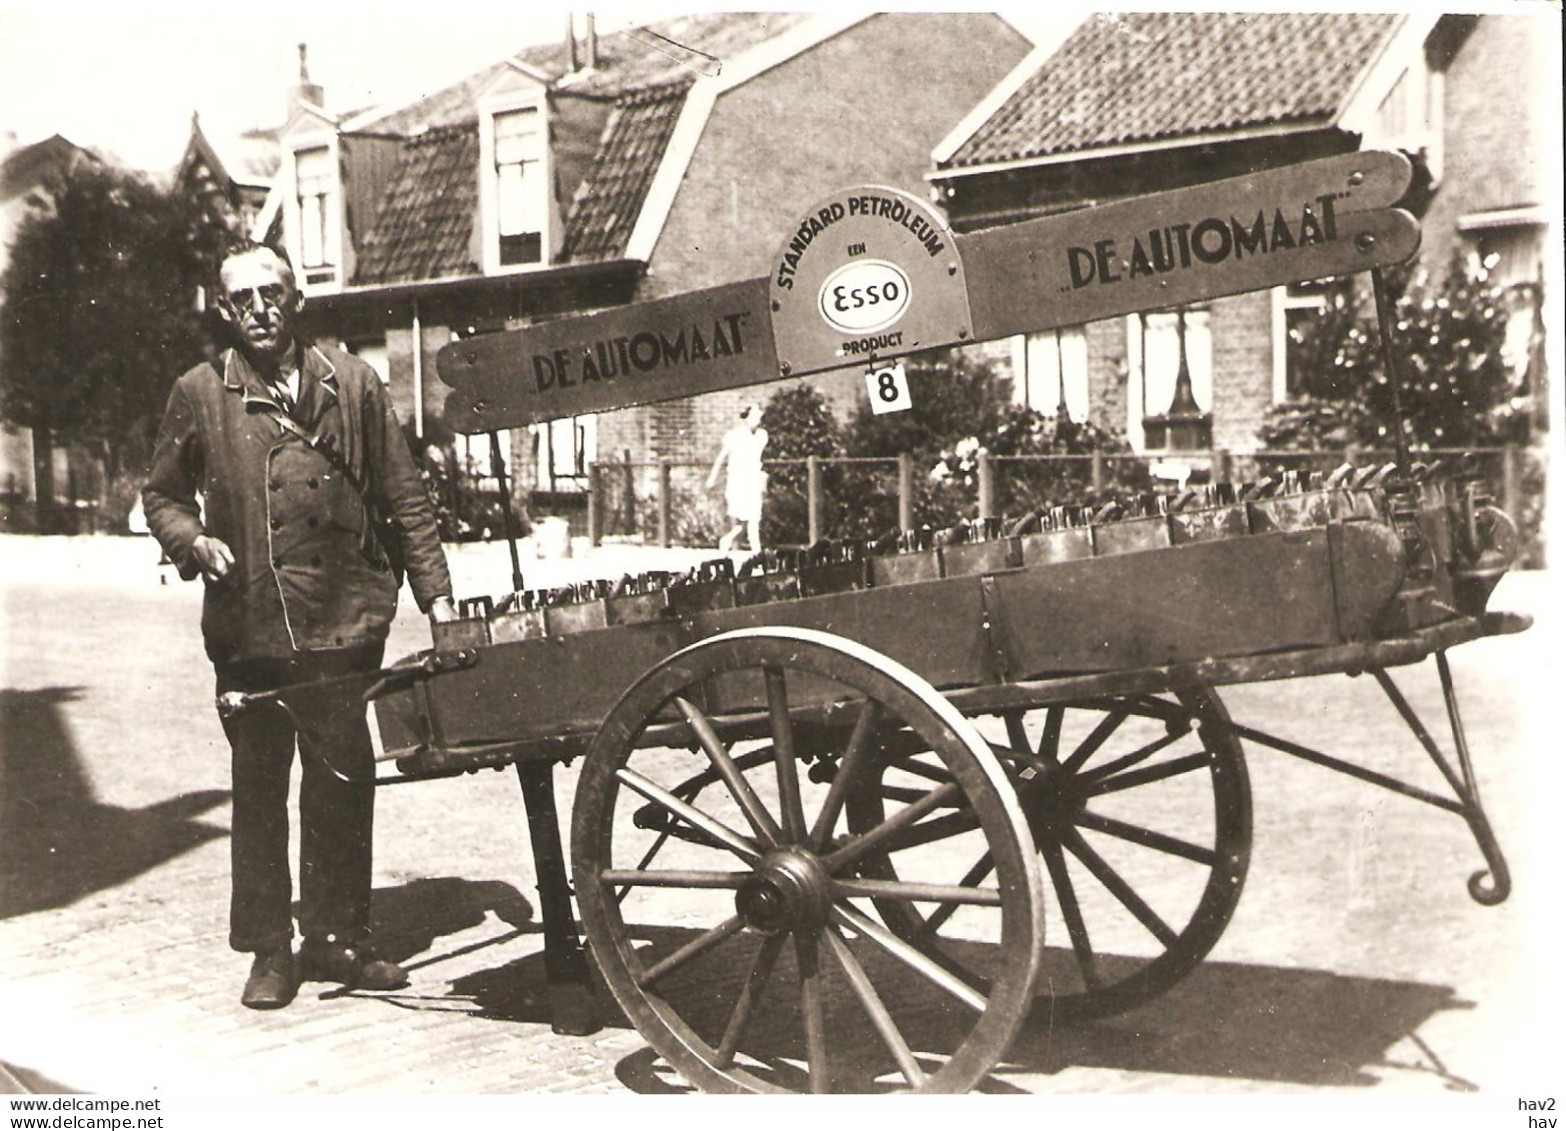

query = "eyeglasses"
[[224, 284, 289, 313]]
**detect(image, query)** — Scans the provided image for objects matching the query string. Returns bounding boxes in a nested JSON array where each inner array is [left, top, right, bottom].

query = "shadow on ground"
[[320, 912, 1475, 1093], [594, 931, 1473, 1094], [362, 875, 535, 966], [0, 687, 230, 920], [0, 1059, 79, 1094]]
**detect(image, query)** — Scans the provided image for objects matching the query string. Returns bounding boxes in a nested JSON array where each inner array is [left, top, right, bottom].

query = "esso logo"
[[818, 260, 912, 335]]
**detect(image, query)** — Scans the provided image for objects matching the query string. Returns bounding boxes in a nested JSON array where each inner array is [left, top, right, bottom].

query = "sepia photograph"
[[1, 0, 1560, 1118]]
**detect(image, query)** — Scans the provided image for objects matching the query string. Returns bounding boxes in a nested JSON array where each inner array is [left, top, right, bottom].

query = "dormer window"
[[1370, 55, 1444, 185], [494, 107, 545, 266], [476, 67, 559, 275], [293, 143, 339, 285]]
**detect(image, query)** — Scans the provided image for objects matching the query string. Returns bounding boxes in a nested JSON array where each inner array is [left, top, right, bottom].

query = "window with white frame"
[[294, 145, 334, 271], [1372, 56, 1444, 184], [532, 415, 596, 486], [1012, 328, 1089, 421], [1466, 223, 1544, 381], [458, 430, 514, 480], [493, 107, 545, 266], [1272, 278, 1353, 403]]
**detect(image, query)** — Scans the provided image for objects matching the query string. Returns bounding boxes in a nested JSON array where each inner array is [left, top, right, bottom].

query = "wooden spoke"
[[1062, 829, 1178, 948], [924, 853, 995, 935], [764, 667, 808, 843], [600, 868, 751, 889], [844, 688, 1248, 1029], [1059, 708, 1131, 774], [822, 780, 964, 873], [884, 755, 956, 785], [674, 696, 783, 845], [871, 807, 981, 854], [796, 932, 829, 1094], [833, 877, 1003, 906], [636, 915, 747, 988], [614, 767, 761, 863], [616, 773, 725, 902], [1038, 705, 1065, 764], [715, 934, 787, 1070], [1076, 728, 1186, 787], [574, 628, 1043, 1093], [1082, 751, 1212, 798], [823, 927, 928, 1089], [1074, 810, 1220, 866], [831, 903, 988, 1013], [876, 782, 960, 805], [808, 699, 881, 851], [1040, 836, 1100, 990]]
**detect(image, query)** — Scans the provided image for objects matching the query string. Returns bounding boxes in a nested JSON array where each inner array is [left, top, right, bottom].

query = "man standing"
[[145, 239, 457, 1009]]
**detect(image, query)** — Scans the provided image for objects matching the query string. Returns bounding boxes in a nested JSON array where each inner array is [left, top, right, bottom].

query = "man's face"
[[218, 249, 300, 365]]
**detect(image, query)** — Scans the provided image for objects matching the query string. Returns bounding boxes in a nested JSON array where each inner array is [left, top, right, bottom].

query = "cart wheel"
[[849, 687, 1250, 1023], [572, 627, 1044, 1094]]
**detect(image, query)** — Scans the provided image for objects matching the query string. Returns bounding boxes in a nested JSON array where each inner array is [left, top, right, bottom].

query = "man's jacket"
[[145, 343, 452, 664]]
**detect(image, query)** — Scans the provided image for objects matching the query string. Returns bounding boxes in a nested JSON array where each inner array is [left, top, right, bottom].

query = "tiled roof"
[[560, 80, 692, 263], [362, 12, 813, 135], [353, 124, 480, 286], [344, 13, 819, 285], [947, 12, 1401, 168]]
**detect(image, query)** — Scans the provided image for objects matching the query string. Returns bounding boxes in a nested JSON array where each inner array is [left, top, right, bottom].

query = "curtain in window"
[[1141, 310, 1212, 416], [1017, 328, 1089, 421]]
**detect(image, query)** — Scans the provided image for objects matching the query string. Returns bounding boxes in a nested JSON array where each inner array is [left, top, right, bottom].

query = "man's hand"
[[191, 535, 235, 584], [428, 595, 459, 625]]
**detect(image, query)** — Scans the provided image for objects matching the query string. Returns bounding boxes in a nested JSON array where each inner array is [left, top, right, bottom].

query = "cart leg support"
[[1230, 651, 1511, 907], [1371, 654, 1511, 905], [515, 761, 600, 1035]]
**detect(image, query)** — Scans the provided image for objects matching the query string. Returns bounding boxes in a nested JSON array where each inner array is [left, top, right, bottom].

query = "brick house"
[[930, 11, 1556, 458], [248, 12, 1034, 526]]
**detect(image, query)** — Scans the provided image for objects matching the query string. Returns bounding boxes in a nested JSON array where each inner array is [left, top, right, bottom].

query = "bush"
[[1259, 254, 1545, 563], [759, 383, 845, 548], [837, 349, 1146, 537], [1260, 256, 1531, 452]]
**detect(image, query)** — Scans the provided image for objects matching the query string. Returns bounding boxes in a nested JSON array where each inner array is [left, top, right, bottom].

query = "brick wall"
[[1085, 320, 1128, 435], [638, 13, 1032, 464], [1419, 15, 1551, 281], [1207, 291, 1275, 453]]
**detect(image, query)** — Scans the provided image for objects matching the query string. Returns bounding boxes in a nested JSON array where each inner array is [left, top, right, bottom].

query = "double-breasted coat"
[[145, 343, 452, 666]]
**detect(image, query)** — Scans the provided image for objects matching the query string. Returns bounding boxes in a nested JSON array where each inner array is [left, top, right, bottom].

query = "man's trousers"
[[215, 646, 384, 954]]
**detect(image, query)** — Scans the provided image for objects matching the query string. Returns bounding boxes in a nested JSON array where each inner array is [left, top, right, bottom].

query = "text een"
[[776, 196, 946, 290], [1067, 194, 1342, 289]]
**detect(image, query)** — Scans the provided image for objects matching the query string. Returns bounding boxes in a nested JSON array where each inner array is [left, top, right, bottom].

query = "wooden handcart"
[[225, 151, 1529, 1093]]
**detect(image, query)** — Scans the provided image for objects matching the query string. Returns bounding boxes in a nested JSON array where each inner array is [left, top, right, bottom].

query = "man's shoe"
[[299, 939, 408, 991], [241, 947, 297, 1010]]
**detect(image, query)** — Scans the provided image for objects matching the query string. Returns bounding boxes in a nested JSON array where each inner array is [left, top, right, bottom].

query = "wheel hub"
[[736, 849, 830, 934], [1017, 771, 1083, 841]]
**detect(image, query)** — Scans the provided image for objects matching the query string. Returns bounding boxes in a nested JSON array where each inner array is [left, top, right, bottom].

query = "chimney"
[[289, 43, 325, 112], [585, 14, 598, 69], [565, 15, 580, 72]]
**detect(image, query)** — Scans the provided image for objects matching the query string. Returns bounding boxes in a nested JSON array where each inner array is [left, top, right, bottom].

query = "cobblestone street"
[[2, 534, 1561, 1102]]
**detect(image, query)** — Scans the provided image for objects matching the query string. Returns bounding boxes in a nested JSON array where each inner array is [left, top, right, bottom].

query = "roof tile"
[[353, 124, 480, 286], [949, 12, 1401, 168], [561, 81, 691, 262]]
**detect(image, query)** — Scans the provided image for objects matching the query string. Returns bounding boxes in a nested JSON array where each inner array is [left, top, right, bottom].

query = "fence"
[[573, 443, 1544, 564]]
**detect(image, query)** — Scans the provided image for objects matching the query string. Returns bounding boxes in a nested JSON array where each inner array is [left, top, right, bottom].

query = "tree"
[[1259, 255, 1530, 453], [0, 162, 219, 531], [844, 348, 1146, 534], [759, 383, 844, 547]]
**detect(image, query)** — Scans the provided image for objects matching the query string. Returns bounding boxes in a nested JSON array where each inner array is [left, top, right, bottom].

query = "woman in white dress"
[[706, 404, 768, 552]]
